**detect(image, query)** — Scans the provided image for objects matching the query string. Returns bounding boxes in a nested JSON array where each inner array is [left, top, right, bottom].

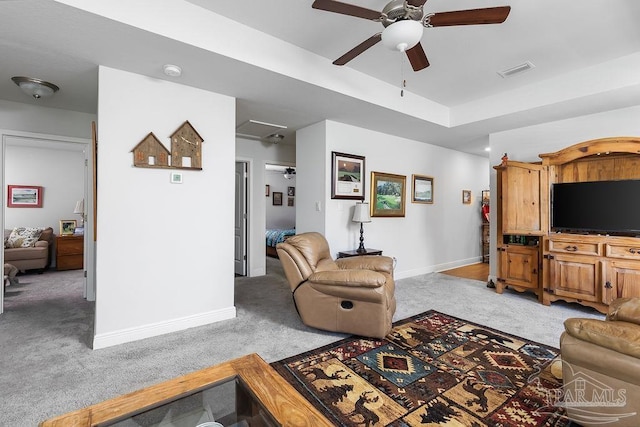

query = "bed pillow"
[[5, 227, 44, 248]]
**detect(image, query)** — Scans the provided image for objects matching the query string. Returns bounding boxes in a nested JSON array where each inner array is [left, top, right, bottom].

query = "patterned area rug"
[[272, 310, 569, 426]]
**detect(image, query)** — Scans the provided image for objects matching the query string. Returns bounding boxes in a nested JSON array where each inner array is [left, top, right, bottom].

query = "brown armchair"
[[560, 297, 640, 426], [276, 232, 396, 339]]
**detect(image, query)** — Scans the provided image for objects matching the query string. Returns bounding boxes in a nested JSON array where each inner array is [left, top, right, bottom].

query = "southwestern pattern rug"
[[272, 310, 569, 426]]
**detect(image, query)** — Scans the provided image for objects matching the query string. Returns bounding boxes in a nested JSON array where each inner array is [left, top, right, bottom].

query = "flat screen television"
[[551, 180, 640, 235]]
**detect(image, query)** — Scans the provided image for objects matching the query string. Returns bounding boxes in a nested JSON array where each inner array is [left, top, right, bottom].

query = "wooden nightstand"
[[337, 248, 382, 258], [56, 235, 84, 271]]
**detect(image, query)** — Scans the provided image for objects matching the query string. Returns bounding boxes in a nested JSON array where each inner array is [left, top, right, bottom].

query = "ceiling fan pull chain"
[[400, 53, 406, 97]]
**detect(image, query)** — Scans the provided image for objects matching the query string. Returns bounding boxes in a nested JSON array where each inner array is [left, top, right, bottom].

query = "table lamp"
[[352, 202, 371, 253], [74, 199, 84, 226]]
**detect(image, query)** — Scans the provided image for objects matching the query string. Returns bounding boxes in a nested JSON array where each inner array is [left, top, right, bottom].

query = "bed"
[[265, 228, 295, 258]]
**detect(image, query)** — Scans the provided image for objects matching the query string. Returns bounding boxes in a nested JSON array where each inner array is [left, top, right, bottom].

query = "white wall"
[[236, 138, 295, 276], [487, 104, 640, 279], [5, 143, 84, 232], [297, 120, 489, 279], [0, 99, 95, 139], [94, 66, 236, 348], [265, 170, 296, 229]]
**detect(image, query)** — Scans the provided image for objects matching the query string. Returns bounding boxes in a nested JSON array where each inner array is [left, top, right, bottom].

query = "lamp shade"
[[381, 20, 423, 52], [73, 199, 84, 215], [352, 202, 371, 223]]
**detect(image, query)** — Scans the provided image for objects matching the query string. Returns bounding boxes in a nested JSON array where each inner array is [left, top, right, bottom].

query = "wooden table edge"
[[40, 353, 331, 427]]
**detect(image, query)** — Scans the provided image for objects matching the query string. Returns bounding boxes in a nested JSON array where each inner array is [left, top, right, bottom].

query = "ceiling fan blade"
[[312, 0, 382, 21], [406, 0, 428, 7], [333, 33, 382, 66], [406, 42, 429, 71], [428, 6, 511, 27]]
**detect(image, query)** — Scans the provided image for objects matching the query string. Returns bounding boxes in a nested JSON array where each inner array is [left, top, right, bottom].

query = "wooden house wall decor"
[[131, 120, 204, 170], [131, 132, 170, 168], [170, 120, 203, 170]]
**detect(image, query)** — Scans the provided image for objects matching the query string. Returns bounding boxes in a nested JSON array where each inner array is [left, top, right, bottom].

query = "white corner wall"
[[487, 104, 640, 280], [236, 138, 295, 277], [93, 66, 236, 348], [296, 121, 489, 279]]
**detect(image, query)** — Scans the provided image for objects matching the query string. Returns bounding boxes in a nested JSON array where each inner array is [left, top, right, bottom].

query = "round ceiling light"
[[381, 20, 424, 52], [11, 76, 59, 99]]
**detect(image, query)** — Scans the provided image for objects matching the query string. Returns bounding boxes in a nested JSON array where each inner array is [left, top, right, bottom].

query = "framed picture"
[[371, 171, 406, 217], [273, 192, 283, 206], [7, 185, 43, 208], [412, 174, 434, 204], [463, 190, 472, 204], [331, 151, 365, 200], [287, 186, 295, 196], [265, 185, 270, 197], [59, 219, 77, 236], [288, 197, 294, 206]]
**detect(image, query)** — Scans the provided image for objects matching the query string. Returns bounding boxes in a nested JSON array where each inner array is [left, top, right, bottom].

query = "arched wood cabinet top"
[[539, 136, 640, 165]]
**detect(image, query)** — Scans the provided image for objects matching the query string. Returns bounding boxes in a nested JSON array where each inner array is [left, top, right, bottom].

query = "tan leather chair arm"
[[307, 282, 387, 304], [607, 297, 640, 325], [308, 270, 386, 288], [35, 241, 49, 248], [564, 317, 640, 359], [335, 256, 394, 274]]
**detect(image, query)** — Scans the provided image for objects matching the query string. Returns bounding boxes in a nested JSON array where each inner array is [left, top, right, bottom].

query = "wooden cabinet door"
[[547, 253, 600, 302], [499, 162, 548, 235], [499, 245, 539, 289], [602, 259, 640, 304]]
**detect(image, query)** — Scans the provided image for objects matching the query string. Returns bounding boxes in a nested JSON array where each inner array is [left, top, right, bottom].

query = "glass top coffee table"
[[40, 354, 330, 427]]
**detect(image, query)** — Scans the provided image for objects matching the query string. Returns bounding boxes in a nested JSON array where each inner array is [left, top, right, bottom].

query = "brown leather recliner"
[[276, 232, 396, 339], [560, 297, 640, 426]]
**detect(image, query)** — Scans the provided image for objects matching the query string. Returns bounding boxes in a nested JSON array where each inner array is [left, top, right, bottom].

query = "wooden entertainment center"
[[495, 137, 640, 313]]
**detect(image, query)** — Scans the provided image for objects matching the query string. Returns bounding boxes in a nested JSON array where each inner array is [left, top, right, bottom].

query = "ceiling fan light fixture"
[[11, 76, 59, 99], [283, 167, 296, 180], [381, 20, 423, 52]]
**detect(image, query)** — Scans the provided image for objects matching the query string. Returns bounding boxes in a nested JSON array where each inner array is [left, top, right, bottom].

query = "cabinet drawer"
[[547, 239, 600, 256], [57, 254, 83, 270], [57, 239, 83, 255], [605, 243, 640, 260]]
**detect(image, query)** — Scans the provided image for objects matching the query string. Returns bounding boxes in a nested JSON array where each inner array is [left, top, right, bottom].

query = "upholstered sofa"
[[276, 232, 396, 339], [560, 297, 640, 426], [4, 227, 54, 272]]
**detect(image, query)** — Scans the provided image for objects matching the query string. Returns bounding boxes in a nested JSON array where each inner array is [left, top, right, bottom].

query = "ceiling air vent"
[[236, 120, 287, 139], [497, 61, 535, 78]]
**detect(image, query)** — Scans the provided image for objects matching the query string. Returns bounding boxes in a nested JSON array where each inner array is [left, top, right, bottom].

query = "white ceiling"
[[2, 0, 640, 157]]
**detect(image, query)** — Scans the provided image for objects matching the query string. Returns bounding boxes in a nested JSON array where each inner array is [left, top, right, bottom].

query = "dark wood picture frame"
[[7, 185, 43, 208], [273, 192, 283, 206], [412, 174, 434, 204], [331, 151, 365, 200], [371, 171, 406, 217]]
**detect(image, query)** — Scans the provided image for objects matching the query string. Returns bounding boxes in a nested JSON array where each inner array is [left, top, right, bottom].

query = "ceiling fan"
[[312, 0, 511, 71]]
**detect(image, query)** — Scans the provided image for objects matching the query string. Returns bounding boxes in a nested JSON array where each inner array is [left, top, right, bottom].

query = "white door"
[[234, 162, 248, 276]]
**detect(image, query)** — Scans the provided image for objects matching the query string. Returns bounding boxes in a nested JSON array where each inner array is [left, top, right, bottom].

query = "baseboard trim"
[[395, 256, 482, 280], [92, 306, 237, 350]]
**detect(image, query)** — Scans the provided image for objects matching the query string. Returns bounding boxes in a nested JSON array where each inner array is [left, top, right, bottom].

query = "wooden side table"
[[56, 235, 84, 271], [337, 248, 382, 258]]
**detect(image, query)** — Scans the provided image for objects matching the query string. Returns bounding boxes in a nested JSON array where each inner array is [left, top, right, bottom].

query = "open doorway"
[[2, 132, 92, 315], [265, 164, 296, 262]]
